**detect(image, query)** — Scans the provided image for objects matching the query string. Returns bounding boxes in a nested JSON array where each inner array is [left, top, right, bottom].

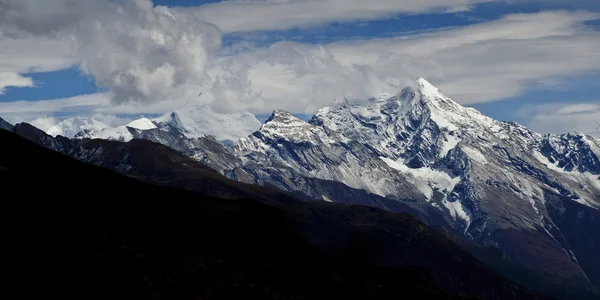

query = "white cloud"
[[74, 1, 222, 105], [206, 42, 406, 114], [1, 5, 600, 138], [19, 112, 133, 132], [321, 11, 600, 104], [0, 36, 77, 93], [199, 11, 600, 114], [0, 85, 206, 122], [523, 103, 600, 137], [0, 93, 158, 128], [0, 0, 222, 104], [0, 72, 34, 94], [29, 116, 57, 131], [88, 113, 134, 128], [184, 0, 491, 33]]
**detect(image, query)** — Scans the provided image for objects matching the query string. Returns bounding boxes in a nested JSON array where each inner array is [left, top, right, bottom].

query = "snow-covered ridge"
[[42, 105, 261, 144], [19, 77, 600, 292], [33, 78, 600, 217], [46, 117, 110, 138], [233, 77, 600, 237]]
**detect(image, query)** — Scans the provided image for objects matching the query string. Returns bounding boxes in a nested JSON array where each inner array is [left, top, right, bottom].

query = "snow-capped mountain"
[[5, 78, 599, 295], [46, 117, 110, 138], [225, 78, 600, 291], [75, 118, 157, 142], [234, 79, 600, 219]]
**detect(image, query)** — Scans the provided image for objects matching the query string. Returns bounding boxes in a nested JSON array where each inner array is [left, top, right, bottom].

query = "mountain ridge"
[[227, 78, 600, 294], [1, 126, 545, 299], [2, 78, 599, 298]]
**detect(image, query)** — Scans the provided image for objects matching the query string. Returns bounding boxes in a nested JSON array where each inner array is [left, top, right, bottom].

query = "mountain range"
[[2, 121, 545, 299], [2, 78, 599, 299], [46, 104, 262, 145]]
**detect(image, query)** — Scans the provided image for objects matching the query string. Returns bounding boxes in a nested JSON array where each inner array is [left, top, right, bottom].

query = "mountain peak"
[[411, 77, 458, 107], [0, 117, 13, 131], [264, 110, 307, 128], [415, 77, 435, 88]]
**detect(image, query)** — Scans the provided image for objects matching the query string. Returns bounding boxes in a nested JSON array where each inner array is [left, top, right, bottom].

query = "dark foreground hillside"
[[1, 129, 540, 299]]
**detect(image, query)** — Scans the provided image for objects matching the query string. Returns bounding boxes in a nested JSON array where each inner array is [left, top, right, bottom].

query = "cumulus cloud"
[[523, 103, 600, 137], [2, 4, 600, 138], [206, 42, 418, 114], [0, 0, 222, 104], [74, 1, 222, 104], [184, 0, 491, 33]]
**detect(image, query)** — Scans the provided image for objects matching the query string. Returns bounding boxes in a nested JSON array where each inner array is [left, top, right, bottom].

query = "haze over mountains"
[[2, 78, 599, 299], [46, 104, 262, 144]]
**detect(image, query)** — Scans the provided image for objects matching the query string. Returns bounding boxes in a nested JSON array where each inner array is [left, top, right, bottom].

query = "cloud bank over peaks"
[[0, 0, 222, 105], [200, 10, 600, 115], [206, 42, 416, 114]]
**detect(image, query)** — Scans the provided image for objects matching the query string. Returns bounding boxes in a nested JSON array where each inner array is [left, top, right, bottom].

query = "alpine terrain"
[[2, 121, 542, 299], [2, 78, 599, 298]]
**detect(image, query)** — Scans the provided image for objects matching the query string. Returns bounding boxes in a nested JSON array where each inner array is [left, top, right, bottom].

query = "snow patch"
[[440, 134, 461, 158], [461, 146, 488, 164], [532, 151, 564, 172], [126, 118, 157, 130], [442, 198, 472, 227], [322, 195, 333, 203], [430, 112, 459, 132], [380, 157, 461, 200], [350, 105, 382, 120], [78, 126, 134, 142]]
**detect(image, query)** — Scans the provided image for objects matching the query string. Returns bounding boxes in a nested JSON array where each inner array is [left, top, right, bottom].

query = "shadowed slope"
[[0, 128, 544, 299]]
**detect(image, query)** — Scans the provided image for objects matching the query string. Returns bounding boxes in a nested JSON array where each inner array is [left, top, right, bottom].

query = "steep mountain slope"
[[0, 117, 13, 131], [1, 128, 541, 299], [227, 78, 600, 295], [3, 78, 598, 298]]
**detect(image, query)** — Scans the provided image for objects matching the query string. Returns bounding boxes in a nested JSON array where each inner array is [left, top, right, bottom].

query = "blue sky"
[[0, 0, 599, 136]]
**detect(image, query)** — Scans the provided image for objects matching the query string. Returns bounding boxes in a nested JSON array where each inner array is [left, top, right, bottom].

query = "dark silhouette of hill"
[[1, 126, 543, 299], [61, 133, 587, 299]]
